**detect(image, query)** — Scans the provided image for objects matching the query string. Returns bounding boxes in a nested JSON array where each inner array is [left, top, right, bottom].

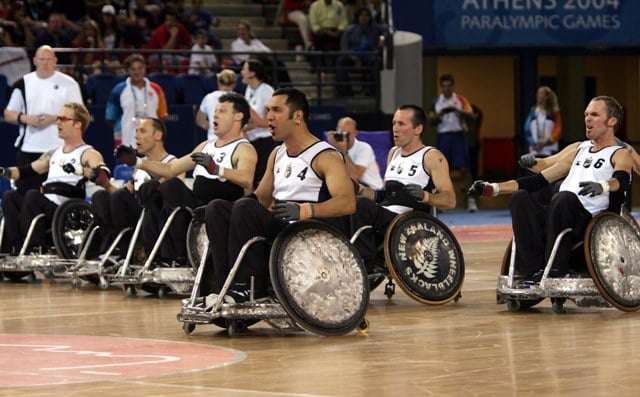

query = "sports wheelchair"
[[0, 198, 99, 283], [497, 207, 640, 313], [351, 210, 465, 305], [178, 219, 370, 337]]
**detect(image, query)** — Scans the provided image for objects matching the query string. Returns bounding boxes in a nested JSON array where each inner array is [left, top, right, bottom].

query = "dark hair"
[[124, 53, 145, 69], [273, 87, 309, 124], [354, 7, 372, 24], [439, 73, 455, 85], [397, 104, 428, 129], [245, 58, 269, 83], [146, 117, 167, 140], [592, 95, 624, 132], [219, 92, 251, 126]]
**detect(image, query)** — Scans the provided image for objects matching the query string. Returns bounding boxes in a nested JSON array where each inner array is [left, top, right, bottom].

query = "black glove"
[[519, 154, 537, 168], [403, 184, 424, 202], [467, 180, 497, 197], [114, 145, 139, 167], [272, 202, 300, 222], [0, 166, 10, 178], [578, 181, 605, 197], [89, 165, 111, 187], [191, 152, 218, 175]]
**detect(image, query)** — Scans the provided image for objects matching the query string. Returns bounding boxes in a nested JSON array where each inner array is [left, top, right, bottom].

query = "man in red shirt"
[[145, 9, 193, 71]]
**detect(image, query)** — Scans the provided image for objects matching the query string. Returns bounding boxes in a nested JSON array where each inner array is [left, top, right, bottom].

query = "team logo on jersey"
[[284, 163, 292, 178], [396, 163, 404, 174], [583, 157, 593, 168]]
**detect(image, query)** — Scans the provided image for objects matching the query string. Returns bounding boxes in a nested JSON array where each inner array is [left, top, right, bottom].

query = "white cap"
[[101, 5, 116, 15]]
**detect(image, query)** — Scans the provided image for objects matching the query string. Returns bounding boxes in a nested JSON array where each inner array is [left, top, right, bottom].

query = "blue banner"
[[393, 0, 640, 48]]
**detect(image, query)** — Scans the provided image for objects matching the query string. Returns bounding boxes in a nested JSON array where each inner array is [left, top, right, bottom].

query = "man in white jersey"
[[468, 96, 633, 285], [117, 92, 257, 265], [93, 117, 178, 257], [206, 87, 356, 303], [3, 45, 84, 194], [327, 116, 383, 190], [352, 105, 456, 272], [0, 102, 113, 253]]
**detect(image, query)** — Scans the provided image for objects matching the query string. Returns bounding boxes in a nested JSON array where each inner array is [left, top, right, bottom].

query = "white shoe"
[[467, 197, 478, 212]]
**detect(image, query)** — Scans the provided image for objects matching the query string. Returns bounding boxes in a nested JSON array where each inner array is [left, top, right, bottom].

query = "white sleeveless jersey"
[[192, 137, 250, 181], [43, 144, 92, 205], [273, 141, 336, 203], [132, 153, 176, 191], [383, 146, 432, 214], [559, 140, 623, 215]]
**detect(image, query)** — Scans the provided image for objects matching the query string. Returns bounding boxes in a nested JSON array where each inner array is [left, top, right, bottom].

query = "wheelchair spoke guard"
[[384, 211, 464, 304], [269, 220, 369, 336], [52, 199, 95, 259], [186, 207, 208, 271], [585, 212, 640, 312]]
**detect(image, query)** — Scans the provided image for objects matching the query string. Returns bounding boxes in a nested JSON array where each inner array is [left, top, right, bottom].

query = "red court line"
[[450, 224, 512, 243]]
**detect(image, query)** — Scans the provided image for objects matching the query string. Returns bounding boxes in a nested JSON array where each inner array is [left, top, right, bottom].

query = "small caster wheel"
[[356, 317, 370, 334], [227, 322, 239, 337], [506, 299, 521, 312], [98, 276, 109, 290], [384, 280, 395, 299], [43, 270, 55, 280], [551, 298, 565, 314], [157, 285, 168, 298], [125, 285, 137, 296], [453, 292, 462, 303], [183, 322, 196, 335], [26, 272, 36, 283], [71, 278, 82, 289]]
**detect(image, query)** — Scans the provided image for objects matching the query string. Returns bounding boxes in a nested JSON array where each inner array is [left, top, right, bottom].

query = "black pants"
[[91, 188, 143, 253], [205, 197, 352, 296], [2, 189, 57, 249], [15, 150, 46, 194], [250, 137, 277, 189], [350, 196, 398, 273], [157, 177, 197, 261], [510, 190, 592, 275]]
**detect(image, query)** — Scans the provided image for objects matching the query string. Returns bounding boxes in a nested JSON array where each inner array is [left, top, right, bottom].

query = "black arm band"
[[612, 170, 631, 191], [17, 164, 37, 179], [374, 190, 384, 203], [17, 112, 24, 125], [516, 173, 549, 192]]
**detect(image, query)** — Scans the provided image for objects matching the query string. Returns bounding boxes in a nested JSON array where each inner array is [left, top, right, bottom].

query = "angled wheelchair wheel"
[[585, 212, 640, 312], [52, 199, 97, 260], [499, 238, 543, 309], [384, 211, 464, 304], [186, 207, 208, 271], [269, 220, 369, 336]]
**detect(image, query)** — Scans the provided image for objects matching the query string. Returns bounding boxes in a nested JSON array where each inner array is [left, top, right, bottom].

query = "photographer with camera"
[[327, 116, 383, 189]]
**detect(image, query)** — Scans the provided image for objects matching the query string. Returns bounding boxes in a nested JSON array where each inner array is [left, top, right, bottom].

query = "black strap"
[[42, 181, 85, 199]]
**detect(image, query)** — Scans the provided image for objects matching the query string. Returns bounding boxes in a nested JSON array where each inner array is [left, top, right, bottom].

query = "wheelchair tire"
[[186, 208, 208, 271], [585, 212, 640, 312], [51, 199, 96, 260], [499, 238, 543, 309], [384, 211, 464, 305], [269, 220, 369, 336]]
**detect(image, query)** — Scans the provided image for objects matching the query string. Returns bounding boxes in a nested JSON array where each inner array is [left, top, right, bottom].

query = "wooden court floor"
[[1, 230, 640, 396]]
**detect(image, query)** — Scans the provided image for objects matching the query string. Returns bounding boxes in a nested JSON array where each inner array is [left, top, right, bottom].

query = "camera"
[[333, 130, 349, 142]]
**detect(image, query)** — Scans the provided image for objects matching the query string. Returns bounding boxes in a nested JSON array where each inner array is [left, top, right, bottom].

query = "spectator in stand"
[[105, 53, 168, 148], [335, 7, 385, 96], [184, 0, 222, 50], [72, 19, 104, 77], [327, 116, 383, 189], [97, 4, 124, 71], [34, 13, 74, 66], [273, 0, 312, 52], [145, 8, 193, 71], [189, 29, 217, 75], [241, 58, 275, 188], [4, 3, 39, 48], [50, 0, 88, 36], [230, 19, 271, 67], [196, 69, 237, 141], [308, 0, 348, 72]]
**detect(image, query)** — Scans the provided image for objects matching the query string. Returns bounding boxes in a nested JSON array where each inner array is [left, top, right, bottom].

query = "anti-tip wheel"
[[506, 299, 521, 312], [356, 318, 370, 334], [183, 322, 196, 335], [98, 276, 109, 290], [552, 298, 566, 314]]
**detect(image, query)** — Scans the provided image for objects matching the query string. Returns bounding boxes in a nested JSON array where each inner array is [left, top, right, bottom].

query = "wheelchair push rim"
[[383, 211, 464, 305], [585, 212, 640, 312], [269, 220, 369, 336], [52, 199, 96, 260]]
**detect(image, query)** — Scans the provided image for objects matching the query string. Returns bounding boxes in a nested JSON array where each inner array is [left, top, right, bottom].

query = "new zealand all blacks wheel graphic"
[[585, 212, 640, 312], [384, 211, 464, 304], [269, 221, 369, 336]]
